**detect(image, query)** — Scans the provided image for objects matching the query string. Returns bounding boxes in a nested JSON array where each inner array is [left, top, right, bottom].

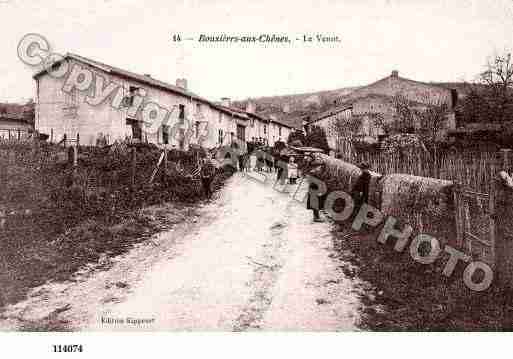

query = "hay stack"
[[379, 174, 454, 236], [314, 154, 362, 192], [313, 154, 383, 207]]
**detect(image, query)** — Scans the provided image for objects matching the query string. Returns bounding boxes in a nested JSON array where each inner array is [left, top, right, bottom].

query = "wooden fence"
[[342, 149, 502, 193]]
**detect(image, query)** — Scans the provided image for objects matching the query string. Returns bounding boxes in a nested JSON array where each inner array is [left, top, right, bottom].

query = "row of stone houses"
[[305, 70, 460, 154], [0, 101, 34, 140], [33, 53, 295, 151]]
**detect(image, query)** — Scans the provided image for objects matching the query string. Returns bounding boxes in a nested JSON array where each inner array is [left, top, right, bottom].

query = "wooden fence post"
[[163, 148, 168, 172], [453, 182, 463, 247], [489, 178, 497, 267], [130, 147, 137, 198], [500, 148, 511, 171], [493, 173, 513, 332]]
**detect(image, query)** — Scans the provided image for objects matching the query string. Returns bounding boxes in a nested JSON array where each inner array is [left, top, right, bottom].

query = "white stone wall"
[[309, 108, 352, 151], [35, 57, 295, 151], [36, 58, 237, 149]]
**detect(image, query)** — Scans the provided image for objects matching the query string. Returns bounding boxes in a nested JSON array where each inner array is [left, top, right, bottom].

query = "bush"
[[304, 125, 330, 152]]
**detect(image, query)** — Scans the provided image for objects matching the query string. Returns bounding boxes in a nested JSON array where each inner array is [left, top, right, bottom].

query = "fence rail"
[[0, 128, 31, 141], [341, 149, 502, 193]]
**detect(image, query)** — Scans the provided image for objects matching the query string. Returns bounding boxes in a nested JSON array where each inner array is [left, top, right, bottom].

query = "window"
[[179, 104, 185, 123], [236, 124, 246, 142], [264, 124, 267, 134], [278, 126, 282, 137], [51, 61, 61, 72], [127, 86, 139, 107], [196, 103, 202, 114], [218, 129, 224, 144], [219, 112, 223, 123], [162, 125, 170, 144], [195, 121, 200, 138], [126, 118, 142, 140], [178, 128, 185, 149], [64, 89, 77, 108]]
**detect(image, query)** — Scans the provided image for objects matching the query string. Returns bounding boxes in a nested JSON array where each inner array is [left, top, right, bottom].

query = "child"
[[200, 152, 217, 199], [305, 155, 327, 222], [288, 156, 298, 184]]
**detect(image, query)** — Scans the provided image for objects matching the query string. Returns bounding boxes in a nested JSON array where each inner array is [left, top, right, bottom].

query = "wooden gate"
[[453, 184, 496, 267]]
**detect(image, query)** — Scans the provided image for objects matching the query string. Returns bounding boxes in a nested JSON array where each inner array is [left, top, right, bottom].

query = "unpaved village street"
[[0, 173, 369, 331]]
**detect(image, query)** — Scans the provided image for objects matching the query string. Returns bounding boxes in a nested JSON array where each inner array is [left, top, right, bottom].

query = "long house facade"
[[34, 53, 293, 151]]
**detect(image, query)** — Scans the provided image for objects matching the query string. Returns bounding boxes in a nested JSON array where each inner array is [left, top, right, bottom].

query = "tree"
[[329, 114, 361, 139], [327, 114, 363, 158], [391, 95, 418, 133], [287, 129, 306, 146], [459, 51, 513, 125], [391, 94, 447, 146], [304, 125, 330, 152], [481, 51, 513, 123]]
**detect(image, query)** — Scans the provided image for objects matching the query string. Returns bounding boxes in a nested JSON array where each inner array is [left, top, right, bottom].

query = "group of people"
[[237, 149, 299, 185], [198, 147, 372, 225]]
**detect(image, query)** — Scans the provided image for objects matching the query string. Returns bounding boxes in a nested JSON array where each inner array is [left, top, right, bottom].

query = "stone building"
[[307, 105, 352, 155], [33, 53, 293, 150], [307, 70, 459, 155]]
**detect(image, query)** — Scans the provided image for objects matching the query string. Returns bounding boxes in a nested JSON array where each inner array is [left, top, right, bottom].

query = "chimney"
[[176, 78, 188, 90], [246, 100, 256, 114], [221, 97, 231, 108], [391, 70, 399, 78], [282, 103, 290, 113], [144, 74, 152, 78]]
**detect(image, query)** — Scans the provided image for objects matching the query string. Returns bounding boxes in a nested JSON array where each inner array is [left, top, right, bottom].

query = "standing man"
[[238, 152, 247, 172], [200, 152, 217, 199], [305, 155, 327, 222], [352, 162, 371, 207]]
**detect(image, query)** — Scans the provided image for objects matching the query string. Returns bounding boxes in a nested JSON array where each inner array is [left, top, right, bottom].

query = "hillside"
[[232, 86, 360, 116]]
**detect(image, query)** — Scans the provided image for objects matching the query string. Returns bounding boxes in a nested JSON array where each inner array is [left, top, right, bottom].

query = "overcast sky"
[[1, 0, 513, 103]]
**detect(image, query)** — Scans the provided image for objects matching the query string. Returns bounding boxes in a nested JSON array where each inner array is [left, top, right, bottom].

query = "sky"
[[1, 0, 513, 103]]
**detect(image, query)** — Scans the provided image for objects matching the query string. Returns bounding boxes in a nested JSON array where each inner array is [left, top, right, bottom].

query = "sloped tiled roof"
[[33, 53, 257, 121], [0, 102, 35, 124], [311, 104, 353, 123], [34, 53, 207, 101], [253, 108, 303, 129]]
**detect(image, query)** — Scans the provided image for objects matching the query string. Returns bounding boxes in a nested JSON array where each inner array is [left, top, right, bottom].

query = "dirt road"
[[1, 173, 368, 331]]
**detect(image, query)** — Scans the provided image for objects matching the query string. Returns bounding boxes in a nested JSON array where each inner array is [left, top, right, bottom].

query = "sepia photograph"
[[0, 0, 512, 355]]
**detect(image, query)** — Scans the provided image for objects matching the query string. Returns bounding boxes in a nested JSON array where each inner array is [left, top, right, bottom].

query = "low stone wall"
[[314, 154, 382, 208], [313, 153, 456, 241], [316, 154, 362, 192], [379, 173, 455, 241]]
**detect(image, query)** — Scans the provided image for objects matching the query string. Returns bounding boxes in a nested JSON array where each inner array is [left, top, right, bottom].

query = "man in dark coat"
[[305, 156, 327, 222], [276, 150, 289, 184], [352, 162, 371, 207], [200, 152, 217, 199]]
